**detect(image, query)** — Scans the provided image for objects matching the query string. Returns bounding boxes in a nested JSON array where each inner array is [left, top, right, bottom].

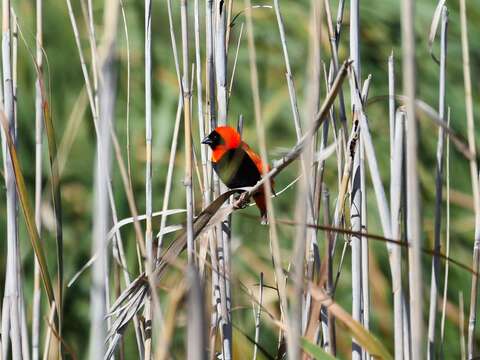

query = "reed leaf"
[[0, 109, 55, 306]]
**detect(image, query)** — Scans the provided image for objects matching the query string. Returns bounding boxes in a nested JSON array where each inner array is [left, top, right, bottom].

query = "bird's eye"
[[212, 132, 222, 144]]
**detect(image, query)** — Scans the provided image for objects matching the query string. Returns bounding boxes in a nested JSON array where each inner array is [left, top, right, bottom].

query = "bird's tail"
[[253, 191, 268, 225]]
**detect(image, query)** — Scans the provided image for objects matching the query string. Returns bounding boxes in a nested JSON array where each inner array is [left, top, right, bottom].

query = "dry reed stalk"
[[204, 1, 221, 354], [42, 303, 56, 360], [154, 280, 186, 360], [115, 2, 144, 355], [469, 174, 480, 359], [180, 0, 195, 265], [273, 0, 302, 138], [391, 110, 405, 360], [401, 0, 423, 357], [349, 1, 362, 358], [194, 0, 209, 207], [84, 0, 121, 357], [88, 24, 111, 360], [252, 272, 264, 360], [291, 123, 312, 359], [323, 189, 336, 356], [440, 109, 451, 347], [1, 0, 22, 357], [360, 78, 371, 360], [215, 0, 228, 125], [427, 7, 447, 358], [12, 14, 30, 360], [116, 0, 133, 188], [32, 0, 44, 358], [323, 0, 347, 154], [460, 292, 466, 360], [213, 1, 232, 358], [388, 53, 395, 163], [144, 0, 154, 357], [303, 0, 322, 348], [187, 265, 207, 360], [108, 187, 145, 358], [352, 63, 399, 360], [228, 23, 244, 101], [460, 0, 480, 357], [157, 95, 183, 252], [159, 0, 183, 260], [459, 0, 479, 216], [224, 0, 233, 46], [206, 0, 215, 129], [179, 1, 204, 358]]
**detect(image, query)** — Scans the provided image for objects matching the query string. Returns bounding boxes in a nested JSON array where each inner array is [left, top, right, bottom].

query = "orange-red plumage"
[[202, 126, 273, 223]]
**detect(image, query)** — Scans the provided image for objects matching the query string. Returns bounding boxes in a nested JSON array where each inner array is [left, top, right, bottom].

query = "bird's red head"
[[201, 126, 241, 162]]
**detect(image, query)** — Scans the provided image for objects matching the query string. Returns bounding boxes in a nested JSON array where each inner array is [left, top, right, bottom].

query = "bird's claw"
[[233, 192, 249, 210]]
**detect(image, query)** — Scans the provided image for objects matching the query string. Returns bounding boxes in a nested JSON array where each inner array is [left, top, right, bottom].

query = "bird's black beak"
[[201, 136, 213, 146]]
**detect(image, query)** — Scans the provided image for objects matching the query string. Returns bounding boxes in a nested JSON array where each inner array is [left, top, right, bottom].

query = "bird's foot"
[[233, 192, 249, 210]]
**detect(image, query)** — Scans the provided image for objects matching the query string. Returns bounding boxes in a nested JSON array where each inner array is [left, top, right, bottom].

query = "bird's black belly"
[[213, 148, 261, 188]]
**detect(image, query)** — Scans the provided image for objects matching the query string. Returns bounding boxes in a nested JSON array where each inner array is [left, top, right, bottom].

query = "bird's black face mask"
[[201, 130, 224, 149]]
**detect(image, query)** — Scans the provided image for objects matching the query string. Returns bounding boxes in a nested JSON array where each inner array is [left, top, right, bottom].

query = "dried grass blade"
[[0, 109, 55, 305]]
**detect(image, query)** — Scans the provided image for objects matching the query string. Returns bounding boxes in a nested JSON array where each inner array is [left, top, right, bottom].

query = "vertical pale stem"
[[460, 292, 467, 360], [32, 0, 43, 358], [187, 266, 207, 360], [157, 95, 183, 254], [391, 110, 405, 360], [291, 186, 308, 360], [158, 0, 182, 256], [304, 0, 322, 341], [206, 0, 216, 129], [12, 12, 30, 360], [180, 0, 194, 264], [402, 0, 423, 358], [360, 80, 370, 360], [459, 0, 479, 216], [460, 0, 480, 357], [144, 0, 153, 263], [388, 53, 395, 169], [180, 15, 199, 360], [89, 0, 119, 356], [1, 0, 22, 357], [83, 3, 104, 355], [440, 109, 451, 345], [215, 0, 227, 125], [194, 0, 210, 207], [205, 0, 221, 354], [468, 172, 480, 360], [427, 7, 447, 358], [272, 0, 302, 138], [360, 138, 369, 327], [213, 1, 232, 357], [252, 273, 263, 360], [89, 134, 109, 360], [349, 0, 362, 358], [322, 189, 336, 356], [350, 143, 362, 360], [144, 0, 153, 357]]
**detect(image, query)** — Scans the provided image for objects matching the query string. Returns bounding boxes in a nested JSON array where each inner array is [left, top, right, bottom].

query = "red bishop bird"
[[202, 126, 273, 224]]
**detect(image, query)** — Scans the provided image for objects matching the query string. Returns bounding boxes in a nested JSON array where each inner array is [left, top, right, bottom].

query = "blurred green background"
[[2, 0, 480, 358]]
